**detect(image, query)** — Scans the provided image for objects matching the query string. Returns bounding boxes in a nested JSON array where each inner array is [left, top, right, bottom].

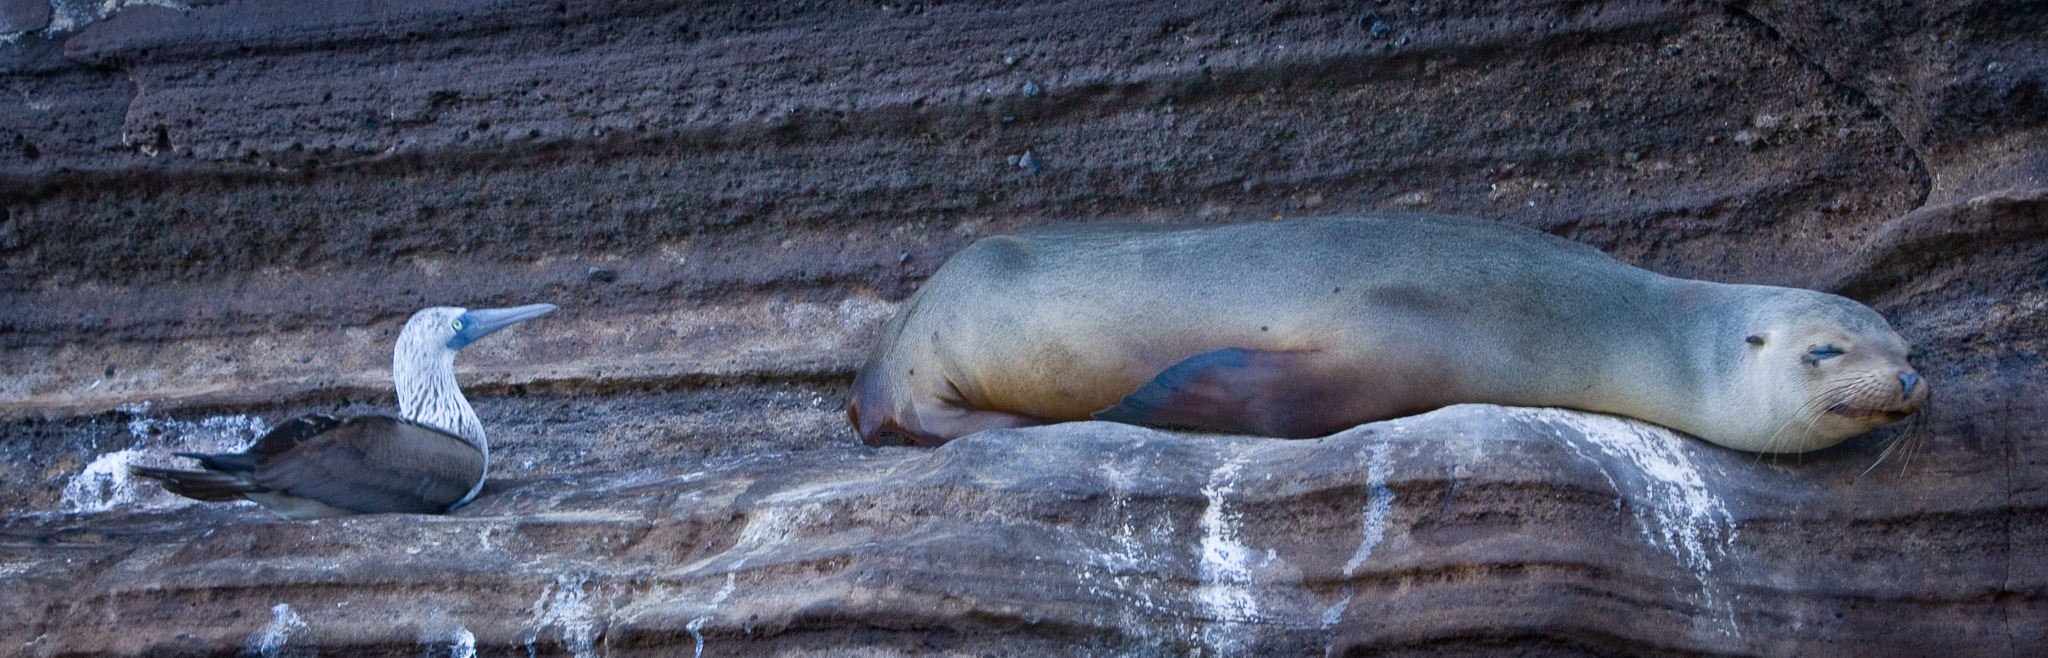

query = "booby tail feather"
[[173, 451, 257, 472], [127, 466, 260, 502]]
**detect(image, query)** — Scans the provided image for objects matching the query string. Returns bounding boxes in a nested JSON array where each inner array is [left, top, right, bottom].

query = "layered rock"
[[8, 407, 2019, 656], [1, 0, 2042, 655]]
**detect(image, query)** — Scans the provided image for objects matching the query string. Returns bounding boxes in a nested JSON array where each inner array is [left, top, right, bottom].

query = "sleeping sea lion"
[[847, 215, 1926, 453]]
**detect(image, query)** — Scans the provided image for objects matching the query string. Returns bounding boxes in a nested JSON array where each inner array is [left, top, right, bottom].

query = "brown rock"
[[0, 0, 49, 35], [0, 0, 2041, 655]]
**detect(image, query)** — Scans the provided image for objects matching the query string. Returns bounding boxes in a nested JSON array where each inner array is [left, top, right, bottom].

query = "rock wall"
[[1, 0, 2043, 655]]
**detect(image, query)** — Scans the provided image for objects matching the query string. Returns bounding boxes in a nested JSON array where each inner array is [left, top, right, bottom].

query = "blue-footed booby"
[[130, 303, 556, 519]]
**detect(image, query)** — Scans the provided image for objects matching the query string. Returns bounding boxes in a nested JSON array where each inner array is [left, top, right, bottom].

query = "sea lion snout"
[[1895, 368, 1930, 416], [1820, 365, 1927, 425]]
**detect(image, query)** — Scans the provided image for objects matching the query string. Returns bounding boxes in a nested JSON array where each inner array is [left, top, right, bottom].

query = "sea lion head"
[[1723, 288, 1928, 453]]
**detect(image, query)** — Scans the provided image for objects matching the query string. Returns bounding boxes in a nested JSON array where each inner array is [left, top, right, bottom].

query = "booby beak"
[[448, 303, 558, 350]]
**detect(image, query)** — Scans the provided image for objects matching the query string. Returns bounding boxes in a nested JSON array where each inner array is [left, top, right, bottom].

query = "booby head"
[[400, 303, 560, 355], [395, 303, 557, 447]]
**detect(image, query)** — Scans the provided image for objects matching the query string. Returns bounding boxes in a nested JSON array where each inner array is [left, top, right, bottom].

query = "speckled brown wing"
[[250, 416, 486, 514]]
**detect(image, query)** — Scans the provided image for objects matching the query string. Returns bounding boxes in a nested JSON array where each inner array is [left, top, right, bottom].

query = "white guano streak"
[[1322, 439, 1396, 656], [1343, 443, 1395, 577], [1513, 407, 1741, 638], [1196, 448, 1259, 654], [687, 561, 743, 658], [244, 603, 306, 658], [59, 410, 269, 514], [525, 575, 603, 658]]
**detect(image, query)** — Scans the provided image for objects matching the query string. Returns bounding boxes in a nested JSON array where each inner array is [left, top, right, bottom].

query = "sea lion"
[[846, 215, 1926, 453]]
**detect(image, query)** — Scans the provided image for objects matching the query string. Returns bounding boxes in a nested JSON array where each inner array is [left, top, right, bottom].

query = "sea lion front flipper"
[[1093, 347, 1360, 438]]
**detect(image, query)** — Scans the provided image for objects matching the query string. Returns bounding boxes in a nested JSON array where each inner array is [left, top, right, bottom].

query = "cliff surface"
[[2, 1, 2043, 655]]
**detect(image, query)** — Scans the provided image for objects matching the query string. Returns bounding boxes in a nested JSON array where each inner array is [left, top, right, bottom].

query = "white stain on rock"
[[1511, 407, 1741, 637], [670, 503, 819, 657], [44, 0, 189, 36], [1078, 458, 1187, 651], [1196, 447, 1262, 653], [59, 408, 269, 514], [1089, 463, 1149, 575], [1086, 462, 1175, 582], [419, 620, 476, 658], [525, 575, 604, 658], [1322, 438, 1397, 653], [729, 505, 807, 553], [687, 562, 743, 658], [449, 628, 477, 658], [243, 603, 306, 658], [1342, 442, 1395, 577]]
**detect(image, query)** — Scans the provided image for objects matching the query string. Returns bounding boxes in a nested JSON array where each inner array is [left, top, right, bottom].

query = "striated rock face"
[[1, 0, 2042, 656], [8, 407, 2011, 657]]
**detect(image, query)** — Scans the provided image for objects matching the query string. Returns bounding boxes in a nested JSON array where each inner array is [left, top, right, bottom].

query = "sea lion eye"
[[1803, 345, 1844, 365], [1745, 335, 1765, 346]]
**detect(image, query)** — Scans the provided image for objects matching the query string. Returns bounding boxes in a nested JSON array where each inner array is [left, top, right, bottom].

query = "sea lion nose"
[[1899, 372, 1921, 397]]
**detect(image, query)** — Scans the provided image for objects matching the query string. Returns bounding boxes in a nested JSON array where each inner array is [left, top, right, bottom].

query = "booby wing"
[[171, 414, 344, 473], [131, 415, 486, 518]]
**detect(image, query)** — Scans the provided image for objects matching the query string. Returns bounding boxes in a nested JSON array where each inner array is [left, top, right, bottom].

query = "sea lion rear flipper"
[[1093, 347, 1356, 438]]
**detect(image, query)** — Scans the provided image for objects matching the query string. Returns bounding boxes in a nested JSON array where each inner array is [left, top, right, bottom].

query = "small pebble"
[[1019, 151, 1043, 174], [587, 266, 618, 283]]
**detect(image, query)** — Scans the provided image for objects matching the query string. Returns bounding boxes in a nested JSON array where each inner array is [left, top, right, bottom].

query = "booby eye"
[[452, 319, 464, 331], [1803, 345, 1845, 365]]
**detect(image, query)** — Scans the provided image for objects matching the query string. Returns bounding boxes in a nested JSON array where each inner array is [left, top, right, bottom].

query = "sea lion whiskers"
[[1817, 369, 1904, 417], [1754, 391, 1829, 458], [1750, 379, 1856, 456], [1752, 374, 1916, 464], [1860, 422, 1914, 476], [1785, 378, 1881, 452], [1861, 397, 1933, 477]]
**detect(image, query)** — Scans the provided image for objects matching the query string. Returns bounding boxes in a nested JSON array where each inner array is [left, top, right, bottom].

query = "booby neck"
[[386, 302, 556, 497], [395, 348, 489, 457]]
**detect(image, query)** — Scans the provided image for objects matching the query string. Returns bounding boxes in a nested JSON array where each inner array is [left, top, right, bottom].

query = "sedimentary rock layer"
[[1, 0, 2041, 655]]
